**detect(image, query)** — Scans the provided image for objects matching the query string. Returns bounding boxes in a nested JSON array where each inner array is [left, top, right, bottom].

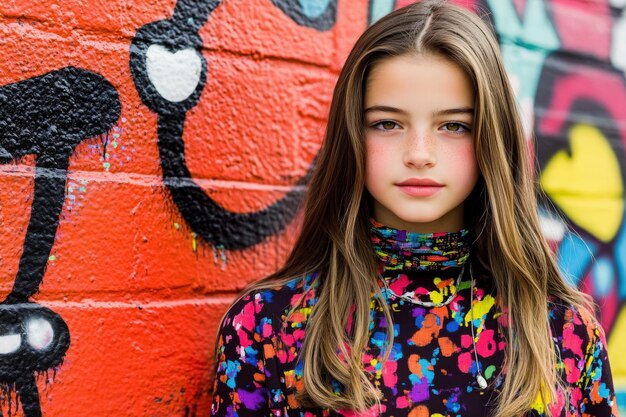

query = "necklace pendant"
[[477, 374, 488, 390]]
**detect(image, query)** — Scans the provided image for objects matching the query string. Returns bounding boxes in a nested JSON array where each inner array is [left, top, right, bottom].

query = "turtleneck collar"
[[370, 218, 471, 306], [370, 218, 470, 272]]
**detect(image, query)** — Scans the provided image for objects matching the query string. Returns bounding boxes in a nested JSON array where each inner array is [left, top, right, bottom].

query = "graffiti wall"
[[0, 0, 342, 415], [0, 0, 623, 415], [488, 0, 626, 410]]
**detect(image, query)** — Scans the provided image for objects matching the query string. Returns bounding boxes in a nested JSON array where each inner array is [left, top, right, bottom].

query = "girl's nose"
[[403, 130, 436, 168]]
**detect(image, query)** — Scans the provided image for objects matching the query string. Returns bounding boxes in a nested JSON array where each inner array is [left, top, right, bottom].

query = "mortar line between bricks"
[[0, 21, 336, 72], [38, 296, 239, 309], [208, 48, 333, 71], [85, 33, 336, 71], [0, 165, 309, 192]]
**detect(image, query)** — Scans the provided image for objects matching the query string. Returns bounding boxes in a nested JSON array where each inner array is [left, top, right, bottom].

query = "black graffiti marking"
[[0, 67, 121, 302], [16, 372, 41, 417], [271, 0, 337, 30], [172, 0, 222, 31], [0, 66, 121, 416], [130, 0, 312, 250], [0, 304, 70, 379], [158, 115, 310, 250]]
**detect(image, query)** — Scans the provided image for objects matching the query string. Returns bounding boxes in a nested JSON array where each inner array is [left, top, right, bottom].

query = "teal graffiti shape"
[[486, 0, 560, 102], [299, 0, 331, 19], [369, 0, 395, 25]]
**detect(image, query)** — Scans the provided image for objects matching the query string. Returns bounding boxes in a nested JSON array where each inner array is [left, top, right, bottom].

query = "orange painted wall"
[[0, 0, 624, 416], [0, 1, 362, 415]]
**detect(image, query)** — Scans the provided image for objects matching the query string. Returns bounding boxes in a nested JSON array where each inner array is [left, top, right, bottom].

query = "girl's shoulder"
[[547, 298, 617, 412], [547, 297, 602, 335], [219, 272, 321, 334], [547, 297, 609, 365]]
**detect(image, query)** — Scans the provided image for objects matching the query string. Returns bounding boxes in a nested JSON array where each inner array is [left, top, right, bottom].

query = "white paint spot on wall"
[[0, 334, 21, 354], [146, 45, 202, 103], [539, 211, 567, 242], [519, 97, 535, 140], [213, 244, 228, 271], [26, 318, 54, 351], [611, 9, 626, 75]]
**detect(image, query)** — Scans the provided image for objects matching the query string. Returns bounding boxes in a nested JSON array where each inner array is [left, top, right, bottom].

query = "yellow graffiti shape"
[[540, 124, 624, 242]]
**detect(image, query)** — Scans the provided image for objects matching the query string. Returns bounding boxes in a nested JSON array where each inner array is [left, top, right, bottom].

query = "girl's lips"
[[396, 184, 443, 197], [396, 178, 443, 186]]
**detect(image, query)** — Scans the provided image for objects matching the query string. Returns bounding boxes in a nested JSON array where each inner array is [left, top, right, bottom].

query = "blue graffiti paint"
[[369, 0, 395, 25], [593, 257, 615, 298], [557, 232, 596, 287], [299, 0, 331, 19], [613, 219, 626, 298]]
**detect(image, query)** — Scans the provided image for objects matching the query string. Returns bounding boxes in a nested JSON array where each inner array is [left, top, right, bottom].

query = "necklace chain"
[[379, 264, 465, 308], [379, 262, 488, 390], [469, 264, 488, 390]]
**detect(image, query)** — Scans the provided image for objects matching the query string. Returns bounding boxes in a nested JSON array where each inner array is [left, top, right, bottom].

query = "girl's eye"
[[372, 121, 400, 131], [442, 122, 471, 134]]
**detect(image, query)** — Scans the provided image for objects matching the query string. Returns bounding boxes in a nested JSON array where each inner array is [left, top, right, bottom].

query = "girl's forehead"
[[364, 54, 474, 110], [366, 54, 467, 86]]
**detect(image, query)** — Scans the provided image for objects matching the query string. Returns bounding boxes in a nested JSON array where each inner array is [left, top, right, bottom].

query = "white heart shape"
[[146, 44, 202, 103]]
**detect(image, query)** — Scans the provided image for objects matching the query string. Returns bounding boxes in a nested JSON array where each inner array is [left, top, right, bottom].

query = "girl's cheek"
[[365, 140, 394, 166], [448, 141, 477, 165], [365, 152, 383, 187], [446, 141, 480, 183]]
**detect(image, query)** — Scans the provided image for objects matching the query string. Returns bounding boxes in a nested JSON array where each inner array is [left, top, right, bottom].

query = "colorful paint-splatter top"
[[211, 220, 618, 416]]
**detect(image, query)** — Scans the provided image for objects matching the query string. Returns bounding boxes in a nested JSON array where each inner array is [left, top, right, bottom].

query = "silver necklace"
[[379, 264, 465, 308], [379, 263, 488, 390], [469, 264, 488, 390]]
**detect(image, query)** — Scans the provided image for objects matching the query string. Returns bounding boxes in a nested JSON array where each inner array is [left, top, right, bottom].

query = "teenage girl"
[[210, 1, 618, 416]]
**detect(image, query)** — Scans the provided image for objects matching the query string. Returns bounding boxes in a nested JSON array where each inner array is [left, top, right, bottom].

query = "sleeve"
[[577, 322, 620, 417], [211, 291, 272, 417]]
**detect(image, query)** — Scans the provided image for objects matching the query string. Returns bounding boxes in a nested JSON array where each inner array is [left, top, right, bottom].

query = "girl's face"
[[363, 53, 480, 233]]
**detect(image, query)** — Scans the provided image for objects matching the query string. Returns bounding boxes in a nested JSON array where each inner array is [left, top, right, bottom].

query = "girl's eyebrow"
[[433, 107, 474, 117], [364, 105, 474, 117], [364, 105, 409, 115]]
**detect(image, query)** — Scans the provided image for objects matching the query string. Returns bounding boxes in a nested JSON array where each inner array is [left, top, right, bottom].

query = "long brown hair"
[[219, 1, 595, 416]]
